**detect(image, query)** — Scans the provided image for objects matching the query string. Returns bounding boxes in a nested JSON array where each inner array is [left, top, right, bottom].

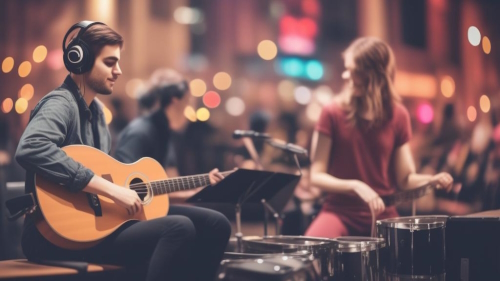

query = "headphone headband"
[[62, 21, 106, 74], [62, 21, 105, 53]]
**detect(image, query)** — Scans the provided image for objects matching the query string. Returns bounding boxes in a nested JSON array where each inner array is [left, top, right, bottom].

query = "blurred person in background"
[[113, 69, 231, 279], [115, 68, 226, 202], [305, 37, 456, 238]]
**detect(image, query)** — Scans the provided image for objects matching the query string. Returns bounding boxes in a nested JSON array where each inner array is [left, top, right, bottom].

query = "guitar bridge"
[[86, 193, 102, 217]]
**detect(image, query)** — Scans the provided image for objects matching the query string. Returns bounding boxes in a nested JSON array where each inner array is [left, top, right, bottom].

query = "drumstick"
[[382, 182, 435, 206], [370, 207, 376, 237]]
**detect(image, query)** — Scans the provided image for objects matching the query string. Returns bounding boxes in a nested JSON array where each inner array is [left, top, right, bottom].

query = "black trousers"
[[22, 205, 232, 281]]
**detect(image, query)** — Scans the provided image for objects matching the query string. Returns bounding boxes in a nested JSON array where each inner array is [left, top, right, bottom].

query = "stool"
[[0, 259, 123, 280]]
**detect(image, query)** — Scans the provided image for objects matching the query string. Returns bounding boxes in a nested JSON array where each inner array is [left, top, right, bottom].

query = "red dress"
[[305, 102, 412, 237]]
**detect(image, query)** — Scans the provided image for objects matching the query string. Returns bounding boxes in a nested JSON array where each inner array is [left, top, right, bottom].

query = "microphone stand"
[[261, 199, 282, 236], [242, 138, 263, 170], [265, 139, 306, 175], [258, 139, 307, 236]]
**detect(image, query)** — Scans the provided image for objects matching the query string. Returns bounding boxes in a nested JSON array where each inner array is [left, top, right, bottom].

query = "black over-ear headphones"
[[62, 21, 106, 74]]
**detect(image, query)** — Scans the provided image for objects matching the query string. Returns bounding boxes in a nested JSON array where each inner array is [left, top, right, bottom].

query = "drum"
[[333, 236, 386, 281], [217, 255, 319, 281], [223, 250, 312, 261], [376, 216, 447, 280], [242, 235, 336, 280]]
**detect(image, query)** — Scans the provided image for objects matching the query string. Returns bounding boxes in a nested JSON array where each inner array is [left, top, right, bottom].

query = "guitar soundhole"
[[130, 178, 147, 201]]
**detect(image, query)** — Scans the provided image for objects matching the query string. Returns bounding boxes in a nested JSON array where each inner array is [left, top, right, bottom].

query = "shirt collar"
[[61, 75, 94, 121]]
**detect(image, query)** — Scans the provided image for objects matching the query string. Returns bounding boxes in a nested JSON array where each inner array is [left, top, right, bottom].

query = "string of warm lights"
[[1, 45, 48, 114], [464, 25, 492, 122], [1, 44, 117, 125]]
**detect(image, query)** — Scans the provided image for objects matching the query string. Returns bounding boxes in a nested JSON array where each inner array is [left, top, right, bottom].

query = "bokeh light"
[[314, 85, 333, 105], [225, 97, 245, 116], [2, 57, 14, 73], [184, 106, 197, 122], [305, 60, 323, 80], [33, 45, 48, 63], [482, 36, 491, 54], [174, 7, 203, 25], [480, 95, 491, 113], [277, 80, 295, 102], [203, 91, 221, 108], [196, 107, 210, 121], [257, 40, 278, 60], [18, 61, 32, 78], [19, 84, 34, 100], [213, 72, 232, 90], [102, 105, 113, 125], [125, 79, 146, 98], [294, 86, 312, 105], [468, 26, 481, 46], [417, 103, 434, 124], [440, 76, 455, 98], [190, 79, 207, 97], [279, 58, 304, 77], [306, 102, 322, 122], [1, 98, 13, 113], [15, 98, 28, 114], [47, 49, 64, 70], [467, 106, 477, 122]]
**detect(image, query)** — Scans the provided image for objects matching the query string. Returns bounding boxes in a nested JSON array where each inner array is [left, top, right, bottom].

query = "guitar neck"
[[150, 171, 233, 195]]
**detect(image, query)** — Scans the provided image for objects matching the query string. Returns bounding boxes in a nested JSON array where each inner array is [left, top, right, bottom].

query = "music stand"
[[188, 168, 301, 252]]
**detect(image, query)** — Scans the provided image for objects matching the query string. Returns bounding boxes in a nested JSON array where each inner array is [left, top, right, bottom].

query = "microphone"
[[286, 143, 308, 155], [232, 130, 271, 139], [266, 140, 308, 155]]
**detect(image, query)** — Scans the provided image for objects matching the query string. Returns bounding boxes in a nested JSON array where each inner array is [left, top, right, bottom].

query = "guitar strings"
[[126, 171, 232, 189]]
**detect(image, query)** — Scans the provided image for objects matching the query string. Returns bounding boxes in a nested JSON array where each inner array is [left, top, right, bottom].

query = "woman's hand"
[[351, 180, 385, 216], [429, 172, 455, 192], [208, 168, 225, 185]]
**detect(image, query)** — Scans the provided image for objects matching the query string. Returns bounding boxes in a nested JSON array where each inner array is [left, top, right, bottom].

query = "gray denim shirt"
[[15, 75, 111, 195]]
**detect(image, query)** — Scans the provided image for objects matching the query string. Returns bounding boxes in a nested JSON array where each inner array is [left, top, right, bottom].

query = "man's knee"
[[162, 216, 196, 241], [207, 211, 232, 237]]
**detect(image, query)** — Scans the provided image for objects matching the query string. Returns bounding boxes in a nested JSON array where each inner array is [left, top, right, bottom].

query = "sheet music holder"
[[188, 169, 300, 210], [188, 168, 301, 252]]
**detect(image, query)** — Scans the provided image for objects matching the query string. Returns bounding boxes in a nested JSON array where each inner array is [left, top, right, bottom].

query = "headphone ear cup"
[[63, 39, 94, 74]]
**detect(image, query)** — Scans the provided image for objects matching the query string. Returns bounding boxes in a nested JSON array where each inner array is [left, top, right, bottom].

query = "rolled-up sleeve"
[[15, 96, 94, 193]]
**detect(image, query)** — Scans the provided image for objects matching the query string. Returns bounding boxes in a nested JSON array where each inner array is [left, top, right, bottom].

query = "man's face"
[[86, 45, 122, 95]]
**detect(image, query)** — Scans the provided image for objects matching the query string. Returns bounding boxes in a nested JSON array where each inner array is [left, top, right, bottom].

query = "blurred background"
[[1, 0, 500, 260]]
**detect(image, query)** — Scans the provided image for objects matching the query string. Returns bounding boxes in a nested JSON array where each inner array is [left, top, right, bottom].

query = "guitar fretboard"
[[149, 171, 232, 195]]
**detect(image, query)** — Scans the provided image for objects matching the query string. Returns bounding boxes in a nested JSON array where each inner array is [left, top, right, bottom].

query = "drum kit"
[[218, 216, 448, 281], [217, 184, 451, 281]]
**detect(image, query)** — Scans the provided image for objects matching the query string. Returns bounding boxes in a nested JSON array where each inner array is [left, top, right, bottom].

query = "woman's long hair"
[[343, 37, 400, 128]]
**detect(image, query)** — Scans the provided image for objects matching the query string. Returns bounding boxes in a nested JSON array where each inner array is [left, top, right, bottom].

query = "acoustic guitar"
[[33, 145, 231, 250]]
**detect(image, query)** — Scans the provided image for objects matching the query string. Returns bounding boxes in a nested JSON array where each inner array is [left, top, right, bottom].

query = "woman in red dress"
[[305, 37, 455, 237]]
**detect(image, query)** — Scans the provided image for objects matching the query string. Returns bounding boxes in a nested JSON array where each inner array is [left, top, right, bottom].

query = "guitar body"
[[35, 145, 170, 250]]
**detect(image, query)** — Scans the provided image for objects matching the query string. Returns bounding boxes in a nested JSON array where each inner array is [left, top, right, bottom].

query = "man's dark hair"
[[142, 69, 189, 109], [80, 24, 124, 56], [153, 81, 189, 108]]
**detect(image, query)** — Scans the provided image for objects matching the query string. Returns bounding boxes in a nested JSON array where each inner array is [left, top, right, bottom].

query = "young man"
[[15, 21, 231, 281]]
